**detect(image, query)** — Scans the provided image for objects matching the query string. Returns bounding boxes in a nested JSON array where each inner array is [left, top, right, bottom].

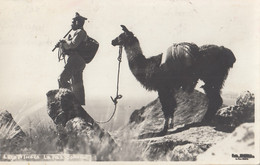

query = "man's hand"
[[52, 40, 65, 52], [59, 39, 66, 43], [58, 39, 67, 49]]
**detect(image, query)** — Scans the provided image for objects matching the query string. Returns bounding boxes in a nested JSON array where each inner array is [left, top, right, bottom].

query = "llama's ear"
[[121, 25, 129, 33]]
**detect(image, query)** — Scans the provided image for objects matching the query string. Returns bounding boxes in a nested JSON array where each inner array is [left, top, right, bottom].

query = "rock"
[[236, 91, 254, 121], [215, 105, 242, 128], [170, 143, 207, 161], [141, 125, 228, 161], [126, 89, 208, 138], [113, 123, 228, 161], [45, 89, 255, 161], [46, 89, 118, 160], [129, 106, 146, 124], [0, 110, 26, 152], [0, 110, 26, 139], [215, 91, 255, 129], [197, 123, 256, 163], [112, 89, 216, 161], [112, 89, 256, 161], [236, 91, 254, 109], [46, 89, 94, 126]]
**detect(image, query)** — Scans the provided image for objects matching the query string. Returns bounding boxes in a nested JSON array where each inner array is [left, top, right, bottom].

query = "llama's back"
[[161, 42, 200, 74], [158, 42, 200, 92], [197, 45, 236, 86], [198, 45, 236, 70]]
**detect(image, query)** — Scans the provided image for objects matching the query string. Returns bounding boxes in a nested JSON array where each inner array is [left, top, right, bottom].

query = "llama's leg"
[[181, 67, 199, 94], [163, 117, 169, 133], [169, 116, 174, 129], [185, 75, 198, 94], [158, 88, 176, 133], [201, 83, 223, 123]]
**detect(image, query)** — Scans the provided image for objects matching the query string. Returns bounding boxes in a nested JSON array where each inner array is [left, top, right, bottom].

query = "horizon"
[[1, 89, 238, 133]]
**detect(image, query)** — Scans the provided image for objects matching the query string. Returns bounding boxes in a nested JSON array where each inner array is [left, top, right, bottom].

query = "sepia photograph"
[[0, 0, 259, 164]]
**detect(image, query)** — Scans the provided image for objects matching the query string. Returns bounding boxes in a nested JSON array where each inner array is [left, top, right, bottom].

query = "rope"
[[112, 45, 123, 104], [94, 46, 123, 124], [58, 44, 66, 64]]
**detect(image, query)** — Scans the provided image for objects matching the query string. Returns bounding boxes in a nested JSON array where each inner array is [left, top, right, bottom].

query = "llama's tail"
[[219, 46, 236, 90], [220, 46, 236, 68], [198, 45, 236, 92]]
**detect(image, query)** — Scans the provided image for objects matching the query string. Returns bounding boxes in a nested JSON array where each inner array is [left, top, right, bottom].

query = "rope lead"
[[95, 46, 123, 124], [111, 45, 123, 104]]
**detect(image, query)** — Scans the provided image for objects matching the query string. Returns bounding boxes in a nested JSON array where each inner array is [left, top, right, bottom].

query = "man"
[[58, 12, 88, 105]]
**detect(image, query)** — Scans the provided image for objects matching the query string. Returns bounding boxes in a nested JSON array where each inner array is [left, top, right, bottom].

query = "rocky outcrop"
[[113, 89, 216, 161], [0, 110, 26, 153], [115, 124, 230, 161], [236, 91, 255, 109], [46, 89, 117, 161], [197, 123, 255, 163], [0, 88, 255, 162], [126, 89, 208, 138], [215, 91, 255, 129], [112, 90, 255, 161]]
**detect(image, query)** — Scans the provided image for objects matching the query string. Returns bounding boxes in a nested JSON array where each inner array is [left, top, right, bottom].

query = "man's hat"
[[72, 12, 87, 27], [73, 12, 87, 21]]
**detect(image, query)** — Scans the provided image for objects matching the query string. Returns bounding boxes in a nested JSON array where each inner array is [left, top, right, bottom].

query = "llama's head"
[[112, 25, 135, 47]]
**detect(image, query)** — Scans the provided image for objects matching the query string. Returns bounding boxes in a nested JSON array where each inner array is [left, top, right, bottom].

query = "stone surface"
[[170, 143, 207, 161], [113, 90, 223, 161], [112, 90, 256, 161], [0, 88, 256, 162], [215, 91, 255, 128], [236, 91, 255, 109], [236, 91, 255, 122], [197, 123, 256, 164], [46, 89, 117, 160], [130, 125, 227, 161], [0, 110, 26, 153], [126, 89, 209, 138], [46, 89, 94, 126], [0, 110, 25, 139]]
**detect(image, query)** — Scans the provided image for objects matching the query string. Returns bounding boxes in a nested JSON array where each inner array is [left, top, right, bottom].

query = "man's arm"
[[62, 29, 86, 50]]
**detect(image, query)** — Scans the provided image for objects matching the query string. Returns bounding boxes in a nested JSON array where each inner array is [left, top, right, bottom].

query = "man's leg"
[[59, 55, 86, 105], [71, 71, 85, 105], [59, 67, 73, 90]]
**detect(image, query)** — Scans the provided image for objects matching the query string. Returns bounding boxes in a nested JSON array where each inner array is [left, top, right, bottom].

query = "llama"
[[111, 25, 236, 134]]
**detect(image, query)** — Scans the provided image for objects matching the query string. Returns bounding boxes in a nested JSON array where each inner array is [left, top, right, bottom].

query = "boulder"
[[170, 143, 208, 161], [215, 91, 254, 128], [46, 89, 117, 160], [0, 110, 26, 153], [236, 91, 254, 121], [126, 89, 208, 138]]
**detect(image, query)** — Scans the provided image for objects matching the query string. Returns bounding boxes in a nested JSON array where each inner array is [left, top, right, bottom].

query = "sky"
[[0, 0, 259, 129]]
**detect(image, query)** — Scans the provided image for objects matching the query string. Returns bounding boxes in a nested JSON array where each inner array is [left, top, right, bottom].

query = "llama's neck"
[[124, 38, 160, 91], [124, 39, 146, 76], [124, 38, 144, 60]]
